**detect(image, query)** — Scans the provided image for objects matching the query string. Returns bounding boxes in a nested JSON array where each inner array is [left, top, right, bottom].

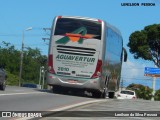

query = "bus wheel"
[[102, 89, 107, 98], [108, 92, 115, 98], [0, 82, 6, 91], [52, 85, 61, 93], [92, 91, 102, 98]]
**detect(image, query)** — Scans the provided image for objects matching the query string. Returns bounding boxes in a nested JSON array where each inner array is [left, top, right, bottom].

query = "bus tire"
[[108, 92, 115, 98], [0, 83, 5, 91], [102, 89, 107, 98], [92, 91, 102, 98], [102, 78, 108, 98], [52, 85, 61, 93]]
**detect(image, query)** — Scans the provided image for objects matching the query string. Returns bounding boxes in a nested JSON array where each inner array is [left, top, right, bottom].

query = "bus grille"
[[57, 45, 96, 56]]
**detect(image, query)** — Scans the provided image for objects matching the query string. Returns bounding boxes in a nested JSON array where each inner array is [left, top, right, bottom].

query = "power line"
[[121, 77, 152, 80], [123, 67, 145, 69], [0, 34, 48, 37]]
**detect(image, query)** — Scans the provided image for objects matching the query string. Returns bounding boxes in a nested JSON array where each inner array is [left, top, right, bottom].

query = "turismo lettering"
[[56, 54, 95, 63]]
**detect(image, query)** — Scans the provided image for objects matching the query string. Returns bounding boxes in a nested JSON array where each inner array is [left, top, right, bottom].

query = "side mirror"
[[123, 47, 127, 62]]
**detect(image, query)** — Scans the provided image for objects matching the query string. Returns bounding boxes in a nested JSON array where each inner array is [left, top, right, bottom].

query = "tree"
[[0, 41, 47, 85], [22, 47, 47, 84], [154, 89, 160, 101], [127, 24, 160, 67], [127, 83, 153, 100], [0, 41, 20, 75]]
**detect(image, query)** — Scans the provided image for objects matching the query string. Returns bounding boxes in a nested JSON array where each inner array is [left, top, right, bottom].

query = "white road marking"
[[49, 99, 106, 111], [0, 92, 45, 96], [16, 99, 107, 120], [13, 90, 25, 92]]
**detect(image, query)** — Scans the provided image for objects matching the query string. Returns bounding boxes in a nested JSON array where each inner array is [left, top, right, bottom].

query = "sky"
[[0, 0, 160, 89]]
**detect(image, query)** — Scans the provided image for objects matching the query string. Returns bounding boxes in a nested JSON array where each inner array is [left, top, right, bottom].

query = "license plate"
[[68, 80, 78, 83]]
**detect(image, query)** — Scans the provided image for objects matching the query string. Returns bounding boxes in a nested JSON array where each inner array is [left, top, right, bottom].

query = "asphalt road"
[[0, 86, 100, 111], [41, 98, 160, 120], [0, 86, 160, 120]]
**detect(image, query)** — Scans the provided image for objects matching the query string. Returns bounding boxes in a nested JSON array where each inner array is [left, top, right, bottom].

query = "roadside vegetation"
[[128, 24, 160, 67], [154, 89, 160, 101], [127, 24, 160, 101], [0, 41, 47, 86], [127, 83, 152, 100], [127, 83, 160, 101]]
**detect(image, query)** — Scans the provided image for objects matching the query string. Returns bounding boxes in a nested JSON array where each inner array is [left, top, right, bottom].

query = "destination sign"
[[144, 67, 160, 77]]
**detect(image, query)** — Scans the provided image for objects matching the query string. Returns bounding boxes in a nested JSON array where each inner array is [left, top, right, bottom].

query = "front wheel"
[[0, 83, 6, 91], [52, 85, 62, 93], [108, 92, 115, 98], [102, 89, 107, 98], [92, 91, 102, 98]]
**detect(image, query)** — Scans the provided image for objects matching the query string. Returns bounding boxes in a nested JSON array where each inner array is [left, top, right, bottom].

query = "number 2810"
[[58, 67, 69, 71]]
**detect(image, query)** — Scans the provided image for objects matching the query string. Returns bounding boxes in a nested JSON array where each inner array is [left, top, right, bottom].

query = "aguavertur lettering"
[[56, 54, 95, 62]]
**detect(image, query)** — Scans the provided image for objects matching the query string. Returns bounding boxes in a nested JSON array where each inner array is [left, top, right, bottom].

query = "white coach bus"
[[47, 16, 127, 98]]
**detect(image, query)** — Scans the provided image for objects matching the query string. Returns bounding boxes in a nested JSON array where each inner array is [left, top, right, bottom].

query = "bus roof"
[[56, 16, 101, 22], [106, 22, 122, 36]]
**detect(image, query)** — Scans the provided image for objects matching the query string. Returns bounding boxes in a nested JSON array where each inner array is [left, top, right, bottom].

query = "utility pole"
[[42, 69, 45, 89], [39, 66, 44, 89], [152, 58, 157, 101], [151, 47, 158, 101], [19, 27, 32, 87], [19, 31, 24, 87], [121, 79, 124, 91], [152, 76, 156, 101], [38, 67, 42, 89], [42, 28, 51, 42], [43, 28, 51, 31], [42, 38, 50, 42]]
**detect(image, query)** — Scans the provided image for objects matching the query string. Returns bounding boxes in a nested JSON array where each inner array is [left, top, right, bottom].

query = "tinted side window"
[[107, 28, 122, 57], [121, 91, 134, 95], [127, 91, 134, 95], [106, 27, 123, 64], [54, 18, 102, 40]]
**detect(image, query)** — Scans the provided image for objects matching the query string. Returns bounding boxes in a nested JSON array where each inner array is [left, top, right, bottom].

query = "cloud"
[[121, 59, 154, 87], [121, 59, 146, 80]]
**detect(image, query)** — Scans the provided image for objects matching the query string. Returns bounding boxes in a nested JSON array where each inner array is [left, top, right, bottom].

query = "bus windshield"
[[54, 18, 102, 40]]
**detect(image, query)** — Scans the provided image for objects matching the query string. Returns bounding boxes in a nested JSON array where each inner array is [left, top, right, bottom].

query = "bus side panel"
[[99, 22, 107, 91], [104, 26, 123, 92]]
